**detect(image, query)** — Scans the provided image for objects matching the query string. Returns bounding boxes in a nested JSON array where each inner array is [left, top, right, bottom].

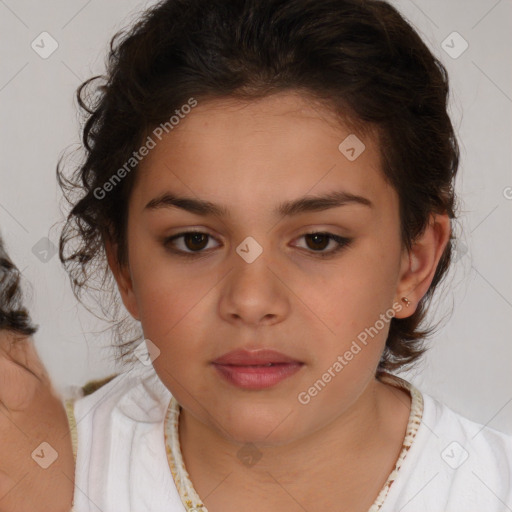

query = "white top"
[[65, 360, 512, 512]]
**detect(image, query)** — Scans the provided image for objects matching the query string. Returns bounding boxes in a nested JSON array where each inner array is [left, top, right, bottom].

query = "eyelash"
[[163, 230, 352, 259]]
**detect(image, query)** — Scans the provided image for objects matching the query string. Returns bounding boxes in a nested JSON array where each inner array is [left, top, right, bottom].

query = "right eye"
[[163, 231, 221, 257]]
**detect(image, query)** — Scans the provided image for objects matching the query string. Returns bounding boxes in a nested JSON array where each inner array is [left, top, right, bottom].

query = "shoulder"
[[381, 386, 512, 512], [424, 391, 512, 452], [72, 361, 172, 424], [68, 362, 184, 511]]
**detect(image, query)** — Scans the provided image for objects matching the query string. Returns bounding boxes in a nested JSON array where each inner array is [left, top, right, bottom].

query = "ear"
[[105, 237, 140, 321], [394, 213, 451, 318]]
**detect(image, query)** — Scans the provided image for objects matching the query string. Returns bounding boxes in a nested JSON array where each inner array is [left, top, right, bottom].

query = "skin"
[[0, 331, 74, 512], [107, 91, 451, 511]]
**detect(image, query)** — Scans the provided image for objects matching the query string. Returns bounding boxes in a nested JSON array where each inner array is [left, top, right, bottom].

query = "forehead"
[[133, 92, 395, 217]]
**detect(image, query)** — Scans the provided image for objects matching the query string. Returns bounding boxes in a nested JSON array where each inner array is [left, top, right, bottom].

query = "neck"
[[177, 377, 411, 510]]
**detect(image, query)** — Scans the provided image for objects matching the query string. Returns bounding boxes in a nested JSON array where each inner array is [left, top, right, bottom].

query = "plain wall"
[[0, 0, 511, 434]]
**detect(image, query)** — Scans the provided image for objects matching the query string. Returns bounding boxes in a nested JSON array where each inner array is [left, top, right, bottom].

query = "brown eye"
[[164, 231, 219, 256], [182, 232, 209, 251], [304, 233, 331, 251], [295, 232, 352, 257]]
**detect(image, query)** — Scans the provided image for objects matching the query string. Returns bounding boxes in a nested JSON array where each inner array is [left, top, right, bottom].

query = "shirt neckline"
[[163, 372, 424, 512]]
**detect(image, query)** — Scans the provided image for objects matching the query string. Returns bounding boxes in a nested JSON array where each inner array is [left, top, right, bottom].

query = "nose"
[[218, 250, 290, 327]]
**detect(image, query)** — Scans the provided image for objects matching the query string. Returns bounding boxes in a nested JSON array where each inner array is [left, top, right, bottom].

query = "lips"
[[211, 349, 304, 390], [212, 349, 301, 366]]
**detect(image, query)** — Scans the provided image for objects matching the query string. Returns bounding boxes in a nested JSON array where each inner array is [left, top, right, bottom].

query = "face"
[[111, 92, 419, 445]]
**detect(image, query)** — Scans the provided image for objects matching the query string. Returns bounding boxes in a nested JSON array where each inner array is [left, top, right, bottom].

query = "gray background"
[[0, 0, 511, 434]]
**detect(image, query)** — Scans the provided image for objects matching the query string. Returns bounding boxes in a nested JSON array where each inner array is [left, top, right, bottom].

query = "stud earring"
[[401, 296, 411, 307]]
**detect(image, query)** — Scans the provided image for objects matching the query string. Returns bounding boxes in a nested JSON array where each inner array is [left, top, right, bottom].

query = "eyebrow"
[[144, 190, 373, 218]]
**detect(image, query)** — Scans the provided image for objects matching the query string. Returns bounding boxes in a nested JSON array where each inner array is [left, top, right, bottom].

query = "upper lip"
[[212, 349, 302, 366]]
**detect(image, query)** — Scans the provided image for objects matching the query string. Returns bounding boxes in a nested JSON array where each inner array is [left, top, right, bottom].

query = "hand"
[[0, 331, 74, 512]]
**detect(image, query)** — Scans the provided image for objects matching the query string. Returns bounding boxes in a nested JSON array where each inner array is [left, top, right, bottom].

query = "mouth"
[[212, 348, 302, 366], [211, 349, 304, 390]]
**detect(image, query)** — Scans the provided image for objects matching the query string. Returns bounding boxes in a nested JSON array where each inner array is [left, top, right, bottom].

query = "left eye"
[[294, 232, 352, 256]]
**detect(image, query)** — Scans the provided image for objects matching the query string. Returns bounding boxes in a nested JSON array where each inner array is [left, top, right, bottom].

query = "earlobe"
[[394, 213, 451, 318], [104, 238, 140, 321]]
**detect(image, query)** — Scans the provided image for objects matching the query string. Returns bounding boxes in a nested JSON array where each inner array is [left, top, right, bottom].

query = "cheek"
[[131, 262, 219, 362], [312, 260, 395, 331], [135, 279, 202, 340], [129, 242, 201, 328], [301, 248, 400, 368]]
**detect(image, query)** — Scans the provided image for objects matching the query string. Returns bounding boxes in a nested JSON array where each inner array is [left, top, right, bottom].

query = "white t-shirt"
[[65, 361, 512, 512]]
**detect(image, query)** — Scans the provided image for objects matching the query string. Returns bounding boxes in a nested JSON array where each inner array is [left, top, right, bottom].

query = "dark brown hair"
[[58, 0, 459, 372], [0, 235, 38, 336]]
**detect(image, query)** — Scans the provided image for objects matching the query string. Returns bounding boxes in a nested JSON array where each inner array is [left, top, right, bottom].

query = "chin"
[[215, 401, 303, 446]]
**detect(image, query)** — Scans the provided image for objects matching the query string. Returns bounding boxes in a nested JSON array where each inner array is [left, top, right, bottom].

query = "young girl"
[[8, 0, 511, 510]]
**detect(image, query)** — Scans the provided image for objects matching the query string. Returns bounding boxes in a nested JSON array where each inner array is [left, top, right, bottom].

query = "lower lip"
[[212, 363, 303, 390]]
